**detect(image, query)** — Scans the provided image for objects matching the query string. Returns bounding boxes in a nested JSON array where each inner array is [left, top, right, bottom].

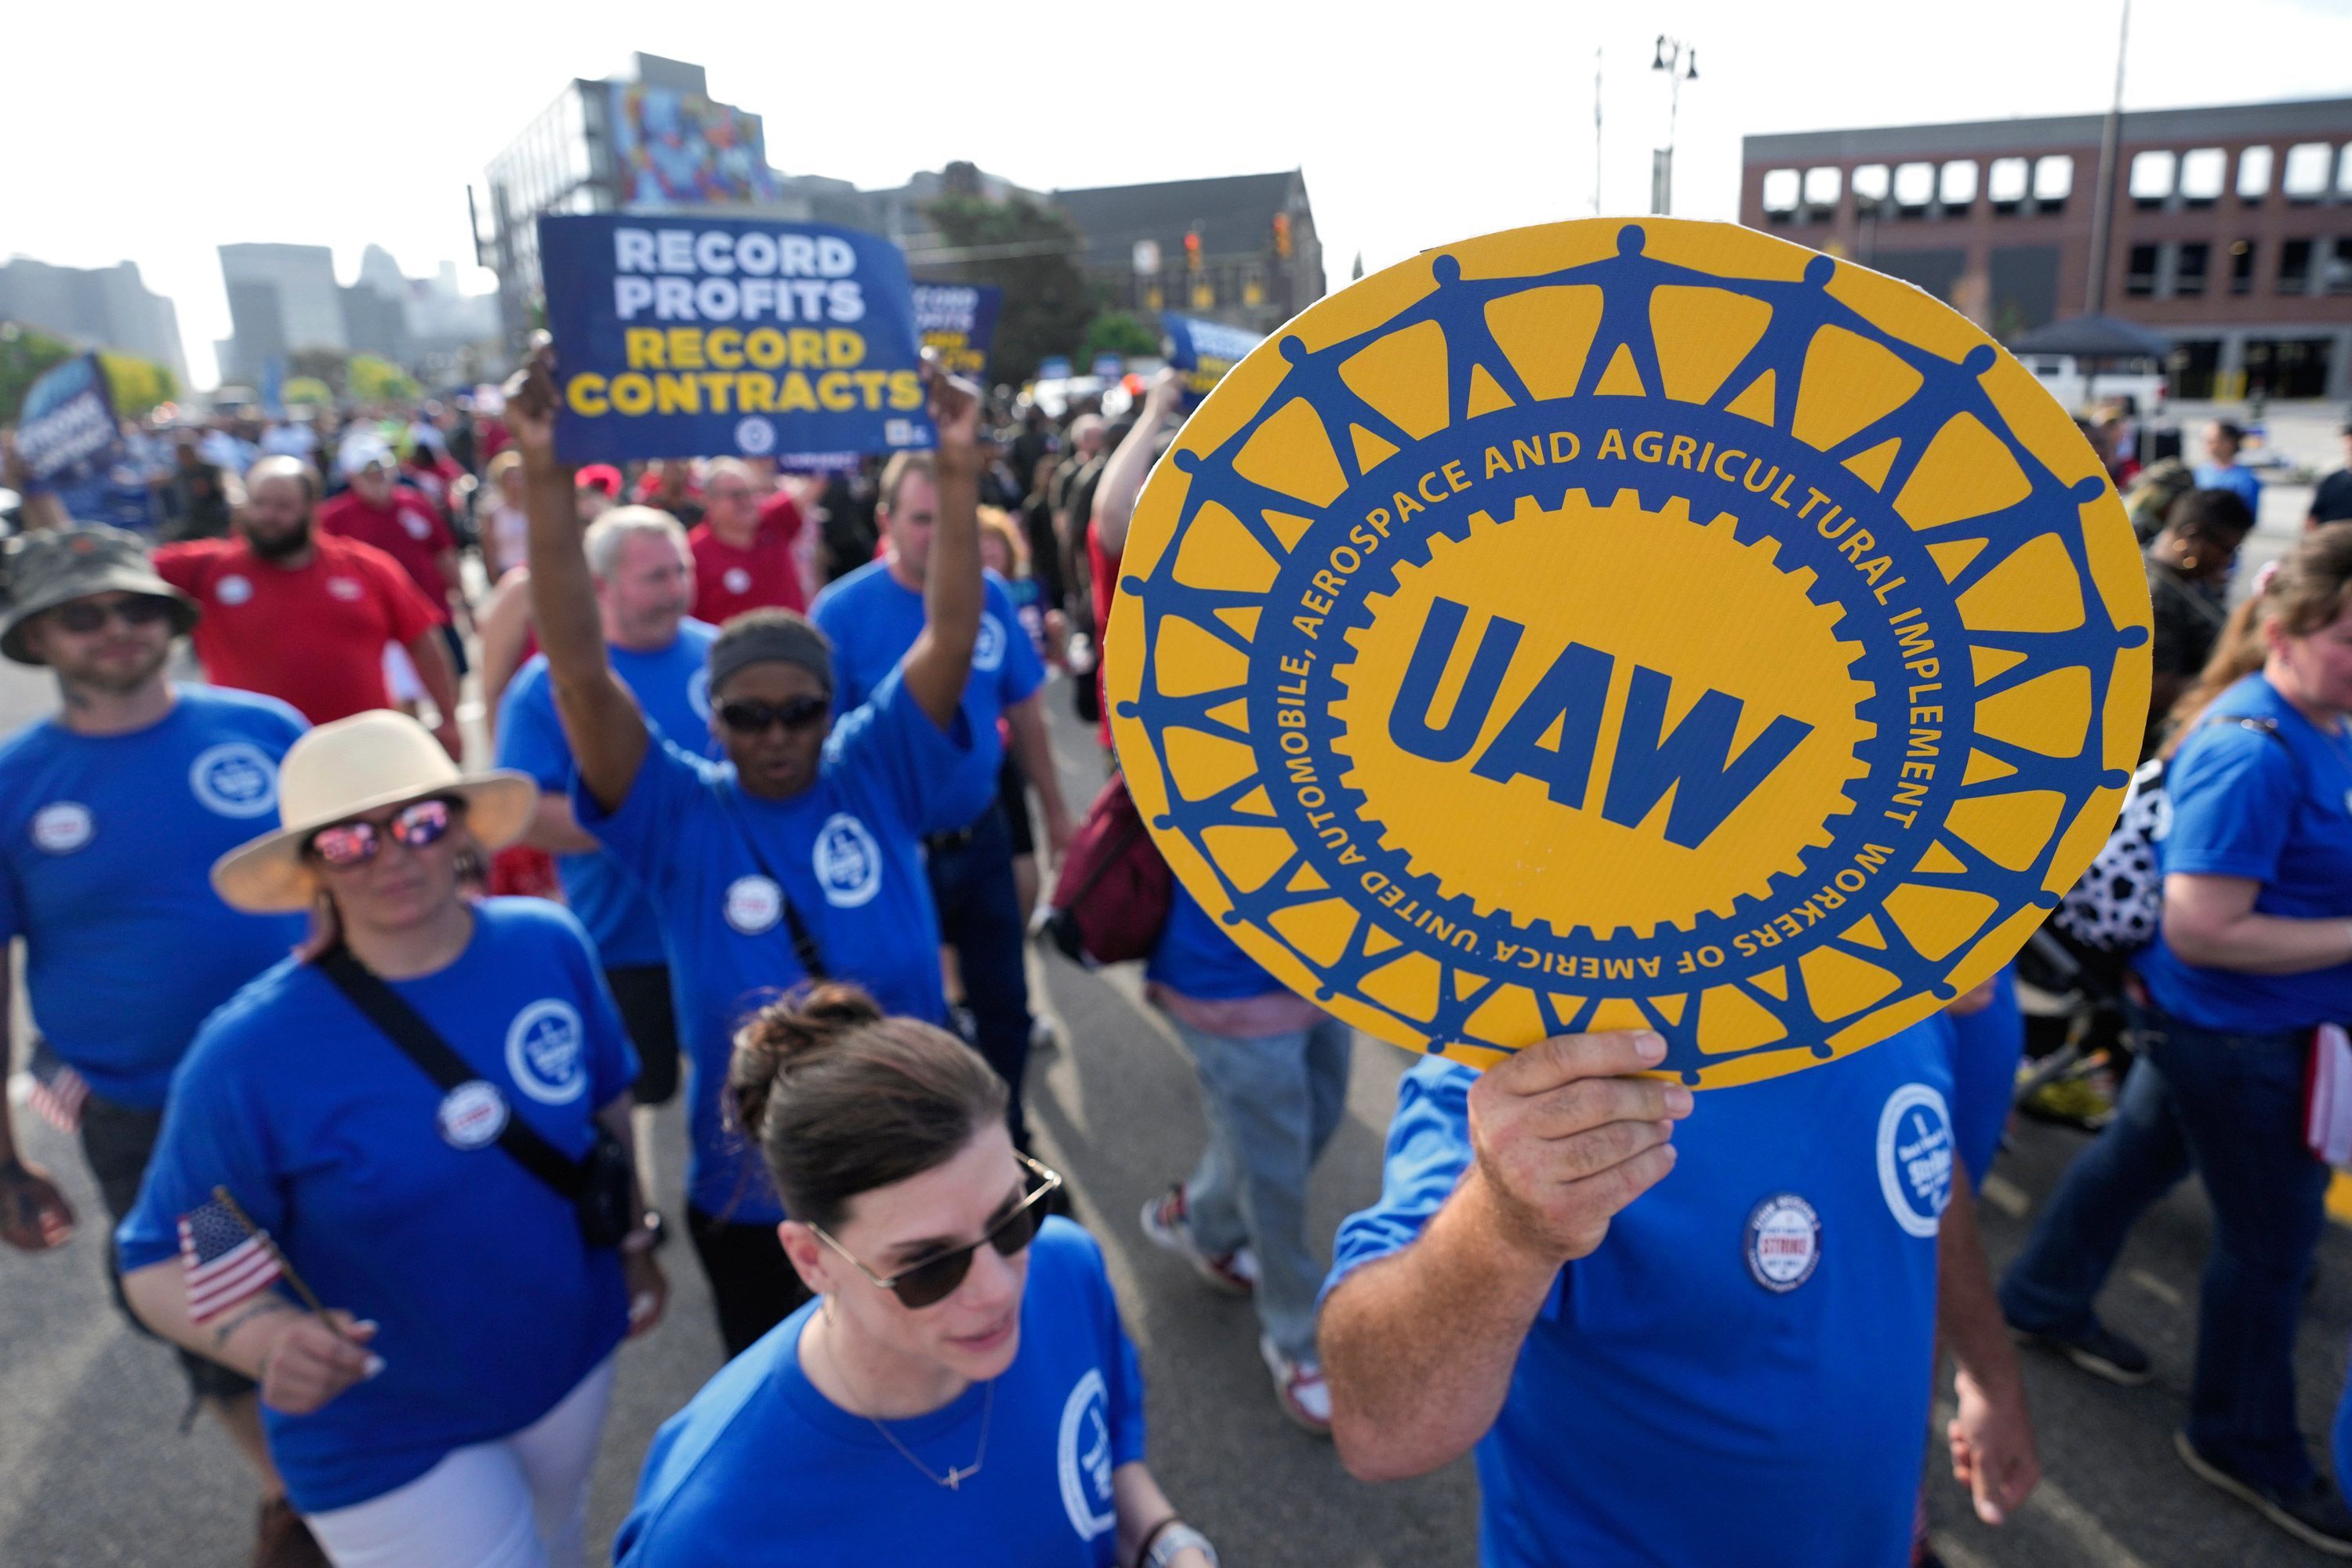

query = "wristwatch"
[[1145, 1522, 1218, 1568]]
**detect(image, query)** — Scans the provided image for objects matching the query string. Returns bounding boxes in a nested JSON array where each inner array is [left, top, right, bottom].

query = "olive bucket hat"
[[0, 524, 199, 665]]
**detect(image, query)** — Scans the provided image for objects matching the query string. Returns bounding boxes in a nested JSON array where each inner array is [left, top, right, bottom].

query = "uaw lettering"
[[912, 284, 1002, 379], [539, 213, 935, 465], [1109, 218, 2152, 1087]]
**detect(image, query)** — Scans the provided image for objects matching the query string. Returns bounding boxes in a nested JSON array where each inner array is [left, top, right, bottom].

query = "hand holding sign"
[[1464, 1029, 1692, 1265], [924, 354, 983, 473], [503, 341, 564, 483]]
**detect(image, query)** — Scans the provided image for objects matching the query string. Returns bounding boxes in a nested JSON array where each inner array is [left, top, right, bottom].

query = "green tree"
[[1080, 310, 1160, 365], [99, 351, 178, 418], [288, 347, 352, 396], [348, 354, 422, 405], [282, 376, 334, 408], [920, 190, 1091, 385]]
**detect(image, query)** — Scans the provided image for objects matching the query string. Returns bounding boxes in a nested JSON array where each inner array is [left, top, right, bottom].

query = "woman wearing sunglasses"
[[118, 710, 665, 1567], [508, 350, 996, 1356], [616, 985, 1215, 1568]]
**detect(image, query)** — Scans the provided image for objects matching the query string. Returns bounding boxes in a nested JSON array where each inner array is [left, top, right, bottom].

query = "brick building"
[[1740, 96, 2352, 400]]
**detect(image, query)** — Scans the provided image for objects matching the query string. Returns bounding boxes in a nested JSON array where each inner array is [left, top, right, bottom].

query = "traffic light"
[[1272, 212, 1292, 260], [1185, 230, 1202, 272]]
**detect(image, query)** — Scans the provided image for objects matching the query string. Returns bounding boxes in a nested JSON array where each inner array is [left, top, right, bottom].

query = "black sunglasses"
[[811, 1154, 1062, 1310], [717, 695, 829, 735], [53, 597, 175, 634], [304, 798, 459, 868]]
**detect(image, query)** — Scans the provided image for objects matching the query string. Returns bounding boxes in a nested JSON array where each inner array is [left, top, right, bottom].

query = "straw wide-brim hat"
[[212, 710, 537, 913]]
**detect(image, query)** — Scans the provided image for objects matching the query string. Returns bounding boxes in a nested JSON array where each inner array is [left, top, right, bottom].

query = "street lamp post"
[[1650, 35, 1698, 216]]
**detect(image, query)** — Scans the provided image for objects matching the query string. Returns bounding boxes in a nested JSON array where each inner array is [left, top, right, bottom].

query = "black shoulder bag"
[[314, 946, 637, 1249]]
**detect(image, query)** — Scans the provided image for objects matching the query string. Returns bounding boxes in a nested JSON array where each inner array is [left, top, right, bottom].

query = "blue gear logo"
[[1107, 219, 2151, 1087]]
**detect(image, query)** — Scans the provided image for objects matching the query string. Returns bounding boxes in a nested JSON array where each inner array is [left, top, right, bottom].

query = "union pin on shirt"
[[1107, 217, 2151, 1089]]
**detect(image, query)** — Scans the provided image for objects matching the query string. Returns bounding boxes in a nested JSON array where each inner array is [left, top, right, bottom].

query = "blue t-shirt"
[[118, 900, 637, 1512], [1932, 967, 2024, 1192], [2138, 675, 2352, 1034], [577, 667, 967, 1222], [615, 1218, 1144, 1568], [2194, 463, 2261, 513], [813, 563, 1045, 830], [1146, 881, 1286, 1001], [1325, 1025, 1953, 1568], [0, 686, 306, 1106], [495, 622, 720, 967]]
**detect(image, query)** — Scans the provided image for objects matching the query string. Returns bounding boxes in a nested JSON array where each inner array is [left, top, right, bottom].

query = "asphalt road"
[[5, 412, 2350, 1566]]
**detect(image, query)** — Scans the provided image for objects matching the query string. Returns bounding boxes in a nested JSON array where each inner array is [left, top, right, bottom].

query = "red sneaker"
[[1139, 1185, 1258, 1295]]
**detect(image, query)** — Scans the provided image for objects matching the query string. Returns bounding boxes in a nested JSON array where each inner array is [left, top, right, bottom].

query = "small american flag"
[[178, 1193, 283, 1323], [24, 1039, 89, 1135]]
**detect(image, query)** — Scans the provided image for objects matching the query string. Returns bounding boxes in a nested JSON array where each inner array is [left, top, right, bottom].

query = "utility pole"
[[1650, 36, 1698, 216], [2085, 0, 2132, 314]]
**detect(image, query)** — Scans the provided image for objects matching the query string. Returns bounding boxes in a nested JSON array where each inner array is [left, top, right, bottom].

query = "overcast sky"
[[9, 0, 2349, 390]]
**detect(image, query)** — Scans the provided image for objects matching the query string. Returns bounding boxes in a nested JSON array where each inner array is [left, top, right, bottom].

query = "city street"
[[5, 418, 2350, 1566]]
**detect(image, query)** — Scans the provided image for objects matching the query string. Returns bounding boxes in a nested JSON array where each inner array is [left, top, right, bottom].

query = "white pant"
[[305, 1357, 615, 1568]]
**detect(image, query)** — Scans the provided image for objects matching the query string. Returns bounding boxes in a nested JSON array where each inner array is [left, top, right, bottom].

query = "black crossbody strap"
[[314, 946, 586, 1200], [707, 781, 829, 981]]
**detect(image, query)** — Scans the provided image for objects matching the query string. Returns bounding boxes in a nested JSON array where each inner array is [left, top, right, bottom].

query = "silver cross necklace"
[[818, 1312, 993, 1490]]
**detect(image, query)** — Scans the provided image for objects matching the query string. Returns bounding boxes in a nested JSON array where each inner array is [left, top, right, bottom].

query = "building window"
[[2129, 149, 2176, 209], [2328, 238, 2352, 296], [2230, 238, 2258, 295], [2238, 145, 2274, 201], [1894, 162, 1934, 216], [1939, 160, 1978, 211], [2280, 238, 2314, 293], [1802, 166, 1841, 220], [1988, 157, 2029, 214], [1853, 163, 1891, 215], [2125, 243, 2160, 297], [2339, 145, 2352, 198], [2179, 147, 2225, 208], [2032, 154, 2073, 213], [2174, 241, 2210, 296], [1761, 168, 1800, 220], [2284, 143, 2331, 201]]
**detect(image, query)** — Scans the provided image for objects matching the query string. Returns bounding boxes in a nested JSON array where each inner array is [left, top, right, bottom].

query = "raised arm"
[[1319, 1032, 1687, 1481], [507, 348, 648, 813], [1091, 369, 1187, 558], [898, 370, 985, 731]]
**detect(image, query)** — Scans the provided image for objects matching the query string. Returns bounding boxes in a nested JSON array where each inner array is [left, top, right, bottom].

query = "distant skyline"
[[7, 0, 2350, 390]]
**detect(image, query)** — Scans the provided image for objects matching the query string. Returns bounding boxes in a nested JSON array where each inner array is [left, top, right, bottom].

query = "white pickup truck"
[[2021, 354, 2168, 416]]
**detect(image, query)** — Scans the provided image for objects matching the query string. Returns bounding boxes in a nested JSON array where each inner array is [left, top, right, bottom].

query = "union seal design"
[[1107, 219, 2151, 1086]]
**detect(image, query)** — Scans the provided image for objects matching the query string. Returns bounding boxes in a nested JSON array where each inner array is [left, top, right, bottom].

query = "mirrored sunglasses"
[[306, 798, 458, 869]]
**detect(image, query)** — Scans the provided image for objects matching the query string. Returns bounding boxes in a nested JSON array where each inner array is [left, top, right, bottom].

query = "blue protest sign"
[[260, 358, 286, 420], [538, 214, 935, 465], [1092, 354, 1125, 379], [17, 353, 118, 484], [16, 353, 153, 529], [1162, 313, 1262, 406], [1036, 357, 1073, 382], [912, 285, 1002, 380]]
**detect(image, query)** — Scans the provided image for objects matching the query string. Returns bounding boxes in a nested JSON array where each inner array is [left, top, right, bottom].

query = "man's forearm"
[[1321, 1167, 1563, 1481], [524, 467, 605, 684], [410, 633, 462, 731], [1937, 1171, 2022, 1396]]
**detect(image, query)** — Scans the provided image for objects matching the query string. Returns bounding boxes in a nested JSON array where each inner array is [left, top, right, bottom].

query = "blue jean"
[[927, 802, 1034, 1147], [1998, 1000, 2328, 1493], [1167, 1014, 1353, 1363]]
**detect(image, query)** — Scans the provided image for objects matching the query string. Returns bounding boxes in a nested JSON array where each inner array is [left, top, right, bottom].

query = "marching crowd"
[[4, 358, 2352, 1568]]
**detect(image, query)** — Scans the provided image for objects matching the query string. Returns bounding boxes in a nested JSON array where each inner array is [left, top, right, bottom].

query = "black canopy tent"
[[2005, 313, 2172, 361]]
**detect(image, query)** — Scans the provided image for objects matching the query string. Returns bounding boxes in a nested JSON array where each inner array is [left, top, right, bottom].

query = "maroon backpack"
[[1042, 771, 1173, 966]]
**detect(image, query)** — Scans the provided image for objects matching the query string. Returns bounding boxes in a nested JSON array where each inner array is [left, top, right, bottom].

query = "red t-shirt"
[[153, 535, 441, 724], [316, 487, 456, 619], [691, 495, 808, 623]]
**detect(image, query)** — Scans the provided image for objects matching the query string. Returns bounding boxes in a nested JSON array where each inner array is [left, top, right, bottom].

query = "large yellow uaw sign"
[[1106, 219, 2151, 1087]]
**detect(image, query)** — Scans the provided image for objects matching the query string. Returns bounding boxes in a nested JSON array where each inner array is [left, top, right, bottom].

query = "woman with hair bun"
[[615, 985, 1215, 1568]]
